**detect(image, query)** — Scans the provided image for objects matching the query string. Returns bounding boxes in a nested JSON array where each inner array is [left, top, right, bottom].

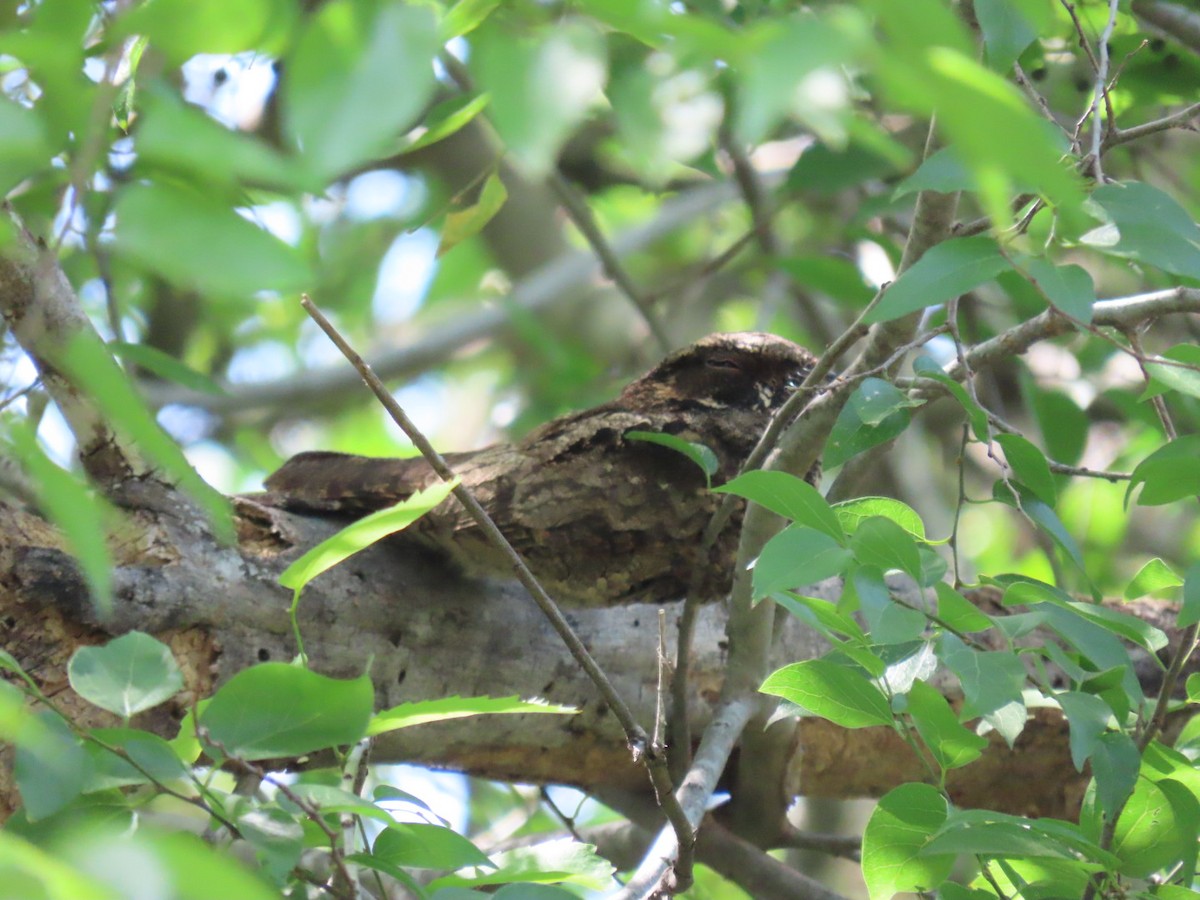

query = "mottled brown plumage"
[[265, 332, 819, 606]]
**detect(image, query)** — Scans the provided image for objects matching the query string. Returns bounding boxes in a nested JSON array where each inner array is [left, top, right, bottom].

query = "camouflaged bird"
[[264, 332, 819, 606]]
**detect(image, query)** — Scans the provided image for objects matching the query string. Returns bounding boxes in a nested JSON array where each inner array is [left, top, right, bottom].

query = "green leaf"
[[937, 633, 1026, 720], [474, 22, 606, 177], [115, 182, 311, 297], [439, 171, 508, 257], [83, 727, 189, 792], [1181, 562, 1200, 628], [834, 497, 926, 540], [1055, 692, 1113, 772], [734, 14, 857, 144], [992, 484, 1087, 576], [777, 254, 876, 306], [15, 712, 88, 821], [974, 0, 1038, 69], [912, 356, 989, 441], [49, 332, 234, 543], [237, 806, 304, 883], [283, 1, 439, 178], [852, 378, 922, 426], [761, 659, 892, 728], [850, 517, 923, 579], [279, 479, 459, 593], [862, 783, 954, 900], [136, 86, 312, 193], [933, 583, 993, 632], [864, 236, 1011, 324], [773, 593, 869, 645], [752, 526, 854, 599], [369, 823, 492, 871], [0, 831, 116, 900], [624, 431, 718, 486], [68, 632, 184, 719], [852, 566, 927, 644], [893, 147, 972, 199], [431, 838, 615, 891], [117, 0, 287, 66], [1019, 258, 1096, 323], [1125, 558, 1182, 600], [714, 470, 844, 541], [1110, 777, 1189, 876], [369, 696, 577, 737], [1083, 182, 1200, 280], [198, 664, 374, 760], [1092, 731, 1140, 823], [6, 423, 114, 612], [441, 0, 501, 40], [1142, 344, 1200, 402], [995, 433, 1056, 506], [1029, 386, 1087, 467], [825, 384, 913, 468], [906, 679, 987, 770], [924, 810, 1106, 860], [0, 96, 51, 194], [109, 342, 225, 396], [1127, 436, 1200, 506], [1006, 580, 1168, 655], [404, 93, 492, 153]]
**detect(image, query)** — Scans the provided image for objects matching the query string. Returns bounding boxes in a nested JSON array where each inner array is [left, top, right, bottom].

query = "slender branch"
[[298, 296, 699, 871], [1105, 101, 1200, 148], [774, 823, 863, 862], [548, 172, 671, 351]]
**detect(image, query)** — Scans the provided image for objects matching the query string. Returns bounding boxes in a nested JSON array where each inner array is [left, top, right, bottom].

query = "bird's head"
[[621, 332, 818, 415]]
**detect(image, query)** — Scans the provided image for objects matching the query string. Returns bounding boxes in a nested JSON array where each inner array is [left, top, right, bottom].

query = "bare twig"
[[1105, 101, 1200, 148], [548, 172, 672, 351], [299, 296, 698, 875]]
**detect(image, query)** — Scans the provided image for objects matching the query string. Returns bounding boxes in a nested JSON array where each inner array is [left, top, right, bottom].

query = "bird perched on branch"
[[265, 332, 819, 607]]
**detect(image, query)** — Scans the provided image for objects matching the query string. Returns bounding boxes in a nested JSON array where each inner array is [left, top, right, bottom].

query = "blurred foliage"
[[2, 0, 1200, 897]]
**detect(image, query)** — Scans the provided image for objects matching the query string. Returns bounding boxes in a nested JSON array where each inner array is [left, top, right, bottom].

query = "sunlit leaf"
[[862, 783, 954, 900], [834, 497, 926, 539], [439, 171, 508, 257], [850, 517, 923, 579], [1142, 344, 1200, 402], [1083, 182, 1200, 280], [474, 22, 606, 177], [1127, 436, 1200, 506], [284, 1, 439, 178], [906, 679, 987, 770], [761, 659, 892, 727], [198, 664, 373, 760], [714, 470, 843, 540], [752, 526, 854, 598], [279, 479, 458, 593], [865, 238, 1010, 324], [114, 181, 311, 297], [68, 633, 183, 719], [1124, 558, 1182, 600], [369, 696, 577, 737]]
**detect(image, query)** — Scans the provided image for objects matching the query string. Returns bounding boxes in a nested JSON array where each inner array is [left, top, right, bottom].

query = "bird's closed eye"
[[705, 356, 742, 371]]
